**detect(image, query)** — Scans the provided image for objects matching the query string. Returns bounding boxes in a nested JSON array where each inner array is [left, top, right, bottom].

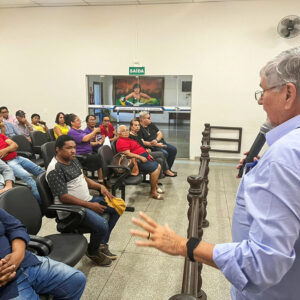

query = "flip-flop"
[[150, 194, 164, 200], [165, 173, 177, 177], [157, 187, 165, 194]]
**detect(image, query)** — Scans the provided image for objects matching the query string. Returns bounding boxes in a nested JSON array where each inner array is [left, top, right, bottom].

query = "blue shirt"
[[0, 208, 40, 300], [213, 115, 300, 300], [1, 121, 20, 138]]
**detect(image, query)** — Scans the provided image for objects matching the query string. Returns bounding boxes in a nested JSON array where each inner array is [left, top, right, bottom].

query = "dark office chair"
[[36, 172, 88, 233], [31, 131, 50, 154], [41, 141, 56, 169], [11, 135, 44, 167], [98, 145, 143, 201], [0, 186, 88, 266], [48, 128, 55, 141], [76, 153, 102, 180]]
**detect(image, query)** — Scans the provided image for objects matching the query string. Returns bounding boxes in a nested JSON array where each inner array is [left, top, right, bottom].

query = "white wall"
[[0, 0, 299, 159]]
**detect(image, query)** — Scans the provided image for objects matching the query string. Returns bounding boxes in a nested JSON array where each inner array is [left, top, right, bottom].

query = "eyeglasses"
[[254, 83, 286, 101]]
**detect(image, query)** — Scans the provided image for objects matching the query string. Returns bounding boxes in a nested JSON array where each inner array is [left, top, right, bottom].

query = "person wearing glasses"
[[0, 107, 18, 126], [131, 47, 300, 300], [100, 115, 117, 142]]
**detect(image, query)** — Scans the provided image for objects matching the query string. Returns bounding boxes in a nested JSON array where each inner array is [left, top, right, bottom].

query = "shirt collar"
[[266, 114, 300, 146]]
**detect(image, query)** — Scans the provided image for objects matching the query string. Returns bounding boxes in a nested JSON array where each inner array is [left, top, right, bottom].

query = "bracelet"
[[186, 237, 201, 262]]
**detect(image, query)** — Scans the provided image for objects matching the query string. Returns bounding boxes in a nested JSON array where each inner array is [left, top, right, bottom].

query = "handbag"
[[111, 153, 139, 176]]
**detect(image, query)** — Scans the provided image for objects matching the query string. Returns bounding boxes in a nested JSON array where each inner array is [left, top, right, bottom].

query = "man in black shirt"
[[138, 112, 177, 172]]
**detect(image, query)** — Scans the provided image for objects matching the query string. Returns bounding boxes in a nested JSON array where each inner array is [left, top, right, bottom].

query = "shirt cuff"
[[8, 230, 30, 245], [213, 243, 248, 292]]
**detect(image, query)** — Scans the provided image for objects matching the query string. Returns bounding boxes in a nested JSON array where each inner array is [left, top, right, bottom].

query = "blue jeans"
[[80, 196, 120, 253], [13, 255, 86, 300], [7, 156, 44, 203], [153, 140, 177, 169]]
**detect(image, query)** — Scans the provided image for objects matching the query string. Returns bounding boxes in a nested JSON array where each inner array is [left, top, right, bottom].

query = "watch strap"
[[186, 237, 201, 262]]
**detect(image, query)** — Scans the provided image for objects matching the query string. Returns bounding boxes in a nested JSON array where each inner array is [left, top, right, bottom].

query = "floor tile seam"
[[122, 249, 185, 260], [96, 252, 126, 299]]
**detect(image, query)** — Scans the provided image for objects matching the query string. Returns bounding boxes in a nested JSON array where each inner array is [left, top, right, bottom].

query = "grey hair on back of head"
[[260, 47, 300, 94], [139, 111, 149, 120]]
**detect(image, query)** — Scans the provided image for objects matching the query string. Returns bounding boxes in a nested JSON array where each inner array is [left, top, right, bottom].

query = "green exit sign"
[[129, 67, 145, 75]]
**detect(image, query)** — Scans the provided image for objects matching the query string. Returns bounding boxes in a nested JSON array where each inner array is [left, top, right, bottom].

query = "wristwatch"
[[186, 237, 201, 262]]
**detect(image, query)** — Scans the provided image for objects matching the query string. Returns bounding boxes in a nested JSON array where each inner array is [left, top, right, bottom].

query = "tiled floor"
[[39, 159, 239, 300]]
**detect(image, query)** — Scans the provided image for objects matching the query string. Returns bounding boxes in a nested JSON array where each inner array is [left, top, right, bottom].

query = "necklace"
[[145, 127, 150, 136]]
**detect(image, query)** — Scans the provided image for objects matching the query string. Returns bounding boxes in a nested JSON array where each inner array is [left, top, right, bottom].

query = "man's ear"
[[285, 83, 297, 109]]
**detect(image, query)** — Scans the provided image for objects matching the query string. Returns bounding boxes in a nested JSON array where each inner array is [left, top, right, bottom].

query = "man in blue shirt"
[[0, 208, 86, 300], [130, 47, 300, 299]]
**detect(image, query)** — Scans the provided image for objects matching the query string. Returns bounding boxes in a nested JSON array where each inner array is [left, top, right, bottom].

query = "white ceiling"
[[0, 0, 253, 8]]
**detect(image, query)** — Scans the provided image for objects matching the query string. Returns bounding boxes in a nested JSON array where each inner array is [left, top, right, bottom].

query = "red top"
[[0, 134, 17, 161], [116, 137, 147, 155], [100, 123, 115, 139]]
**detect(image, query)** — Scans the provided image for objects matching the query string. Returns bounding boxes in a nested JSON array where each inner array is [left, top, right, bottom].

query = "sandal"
[[150, 193, 164, 200], [157, 187, 165, 194]]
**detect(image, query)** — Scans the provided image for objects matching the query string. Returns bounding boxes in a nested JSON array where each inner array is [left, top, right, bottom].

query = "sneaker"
[[86, 250, 112, 266], [100, 244, 118, 260]]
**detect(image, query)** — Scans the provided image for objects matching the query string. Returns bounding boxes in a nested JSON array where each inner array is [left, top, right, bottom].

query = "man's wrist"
[[179, 237, 188, 257]]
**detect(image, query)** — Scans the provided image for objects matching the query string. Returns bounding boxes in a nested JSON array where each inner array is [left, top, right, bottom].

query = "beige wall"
[[0, 0, 299, 159]]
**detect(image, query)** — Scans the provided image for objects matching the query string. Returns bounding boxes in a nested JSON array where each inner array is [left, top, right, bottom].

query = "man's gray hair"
[[139, 111, 149, 120], [117, 125, 127, 134], [260, 47, 300, 93]]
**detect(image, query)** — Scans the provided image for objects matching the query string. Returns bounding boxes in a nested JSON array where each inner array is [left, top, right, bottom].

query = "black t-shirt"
[[138, 123, 159, 142]]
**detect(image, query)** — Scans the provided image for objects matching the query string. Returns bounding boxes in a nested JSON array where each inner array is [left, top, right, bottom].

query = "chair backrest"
[[0, 186, 42, 234], [11, 134, 33, 153], [48, 128, 55, 141], [36, 172, 56, 218], [41, 141, 56, 169], [111, 140, 117, 154], [98, 145, 114, 178], [32, 131, 50, 147]]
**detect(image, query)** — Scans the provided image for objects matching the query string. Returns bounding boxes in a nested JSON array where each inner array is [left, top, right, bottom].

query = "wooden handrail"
[[169, 124, 211, 300]]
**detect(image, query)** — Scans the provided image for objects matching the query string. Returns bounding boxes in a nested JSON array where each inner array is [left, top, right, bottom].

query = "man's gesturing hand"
[[130, 212, 187, 256]]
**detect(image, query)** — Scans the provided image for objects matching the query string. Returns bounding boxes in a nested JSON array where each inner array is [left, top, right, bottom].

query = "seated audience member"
[[0, 208, 86, 300], [47, 135, 121, 266], [0, 114, 21, 138], [66, 114, 103, 182], [138, 111, 177, 173], [84, 115, 104, 153], [31, 113, 49, 133], [0, 133, 43, 203], [100, 115, 117, 142], [53, 112, 69, 139], [0, 159, 14, 194], [0, 106, 18, 125], [15, 110, 33, 143], [116, 125, 163, 200], [129, 118, 176, 178]]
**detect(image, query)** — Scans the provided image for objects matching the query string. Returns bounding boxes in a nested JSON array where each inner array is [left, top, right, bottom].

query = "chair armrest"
[[16, 151, 33, 159], [47, 204, 86, 221], [27, 235, 52, 256], [29, 235, 54, 252], [107, 164, 131, 174]]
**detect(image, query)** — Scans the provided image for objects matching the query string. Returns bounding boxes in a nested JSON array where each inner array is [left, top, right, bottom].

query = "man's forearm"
[[86, 176, 101, 190], [156, 131, 163, 141], [11, 239, 26, 265], [60, 193, 92, 209]]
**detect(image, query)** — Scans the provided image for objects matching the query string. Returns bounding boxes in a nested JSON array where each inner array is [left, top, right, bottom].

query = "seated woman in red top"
[[100, 116, 117, 142], [116, 125, 163, 200]]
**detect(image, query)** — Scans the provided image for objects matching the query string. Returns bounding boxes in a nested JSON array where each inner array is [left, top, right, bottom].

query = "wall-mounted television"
[[113, 76, 164, 107]]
